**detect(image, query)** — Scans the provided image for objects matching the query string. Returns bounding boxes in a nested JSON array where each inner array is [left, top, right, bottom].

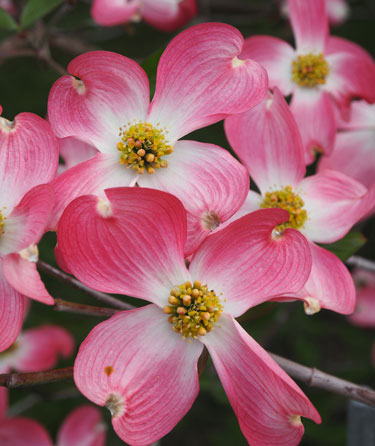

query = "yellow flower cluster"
[[164, 280, 223, 339], [260, 185, 307, 231], [117, 121, 173, 174], [292, 53, 329, 87]]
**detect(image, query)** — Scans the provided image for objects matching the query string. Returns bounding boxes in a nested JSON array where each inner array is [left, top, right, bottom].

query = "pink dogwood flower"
[[0, 393, 106, 446], [319, 101, 375, 189], [56, 187, 320, 446], [91, 0, 197, 32], [243, 0, 375, 164], [0, 324, 74, 374], [348, 269, 375, 328], [224, 88, 375, 315], [47, 22, 268, 254], [0, 106, 59, 352]]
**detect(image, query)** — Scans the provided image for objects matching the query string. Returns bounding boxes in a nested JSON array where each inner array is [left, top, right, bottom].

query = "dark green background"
[[0, 0, 374, 445]]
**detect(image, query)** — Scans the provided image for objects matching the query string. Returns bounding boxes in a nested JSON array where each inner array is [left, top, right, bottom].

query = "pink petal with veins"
[[290, 88, 336, 163], [225, 88, 305, 193], [0, 184, 54, 256], [148, 23, 268, 142], [74, 305, 202, 446], [319, 129, 375, 189], [2, 254, 54, 305], [48, 51, 149, 151], [57, 188, 189, 306], [241, 36, 295, 95], [0, 268, 25, 352], [0, 112, 58, 210], [288, 0, 328, 53], [202, 313, 321, 446], [300, 170, 375, 243], [324, 46, 375, 114], [189, 209, 311, 317], [289, 242, 356, 315], [57, 405, 105, 446]]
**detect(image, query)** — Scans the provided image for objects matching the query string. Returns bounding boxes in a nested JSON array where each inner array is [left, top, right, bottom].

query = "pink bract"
[[281, 0, 350, 26], [0, 393, 105, 446], [224, 88, 375, 315], [0, 324, 74, 374], [91, 0, 197, 32], [0, 108, 59, 352], [243, 0, 375, 163], [47, 23, 268, 254], [57, 187, 320, 446], [319, 101, 375, 189]]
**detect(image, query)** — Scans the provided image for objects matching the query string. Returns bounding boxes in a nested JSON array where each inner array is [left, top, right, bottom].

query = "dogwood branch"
[[0, 367, 73, 388], [54, 298, 120, 317], [37, 260, 134, 310], [347, 256, 375, 272], [1, 354, 374, 406], [270, 353, 375, 407]]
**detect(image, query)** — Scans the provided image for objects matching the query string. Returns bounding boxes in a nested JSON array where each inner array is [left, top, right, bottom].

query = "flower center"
[[291, 53, 329, 87], [260, 186, 307, 231], [117, 121, 173, 174], [163, 280, 223, 339], [0, 210, 5, 238]]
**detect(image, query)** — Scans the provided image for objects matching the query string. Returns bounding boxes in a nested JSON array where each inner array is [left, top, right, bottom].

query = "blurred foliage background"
[[0, 0, 374, 445]]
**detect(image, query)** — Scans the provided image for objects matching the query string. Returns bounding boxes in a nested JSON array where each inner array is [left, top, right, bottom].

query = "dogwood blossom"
[[224, 88, 375, 315], [0, 106, 59, 351], [242, 0, 375, 163], [47, 22, 268, 254], [56, 187, 320, 446]]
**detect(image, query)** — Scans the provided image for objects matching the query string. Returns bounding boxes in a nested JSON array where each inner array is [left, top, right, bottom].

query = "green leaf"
[[320, 231, 367, 261], [20, 0, 63, 29], [0, 7, 18, 30], [141, 48, 163, 97]]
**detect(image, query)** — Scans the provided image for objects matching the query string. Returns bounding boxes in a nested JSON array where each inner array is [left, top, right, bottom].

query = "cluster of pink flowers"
[[0, 0, 374, 444]]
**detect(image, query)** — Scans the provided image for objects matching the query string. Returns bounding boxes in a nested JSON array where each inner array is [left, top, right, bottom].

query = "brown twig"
[[0, 367, 73, 388], [270, 353, 375, 407], [54, 298, 119, 317], [49, 33, 97, 56], [37, 260, 135, 311], [1, 355, 374, 406], [347, 256, 375, 273]]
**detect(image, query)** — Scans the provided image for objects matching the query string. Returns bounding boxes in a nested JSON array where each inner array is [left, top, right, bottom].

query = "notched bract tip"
[[304, 297, 321, 315], [96, 197, 112, 218], [105, 393, 125, 418]]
